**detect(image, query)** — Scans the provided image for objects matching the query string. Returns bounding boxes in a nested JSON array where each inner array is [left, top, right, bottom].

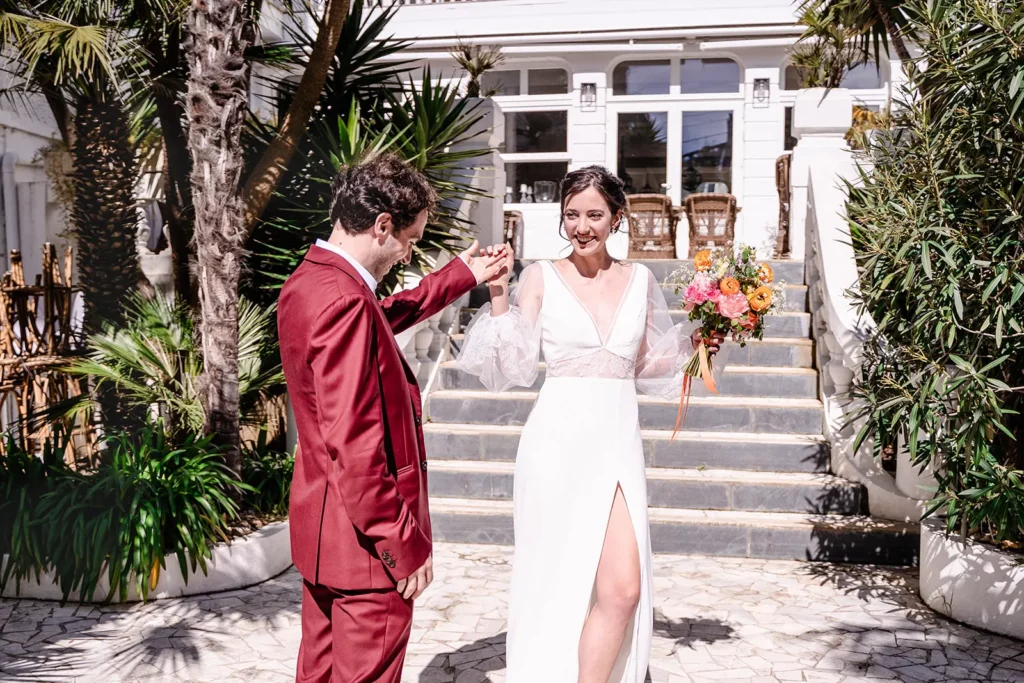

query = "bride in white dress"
[[457, 166, 723, 682]]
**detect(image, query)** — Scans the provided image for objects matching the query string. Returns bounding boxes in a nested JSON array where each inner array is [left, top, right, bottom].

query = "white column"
[[453, 98, 505, 248], [789, 88, 853, 260], [740, 66, 785, 254]]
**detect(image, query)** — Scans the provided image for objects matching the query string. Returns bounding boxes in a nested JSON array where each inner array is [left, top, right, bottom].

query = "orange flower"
[[748, 285, 773, 312], [694, 250, 712, 272], [758, 263, 774, 283], [719, 277, 741, 296]]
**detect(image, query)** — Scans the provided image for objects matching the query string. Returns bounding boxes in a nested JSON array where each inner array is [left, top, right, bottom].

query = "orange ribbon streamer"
[[671, 341, 719, 439]]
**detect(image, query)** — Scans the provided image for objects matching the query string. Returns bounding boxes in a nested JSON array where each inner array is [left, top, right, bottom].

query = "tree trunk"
[[186, 0, 253, 476], [870, 0, 912, 62], [241, 0, 350, 237], [150, 23, 197, 306], [71, 96, 141, 335], [71, 94, 147, 434]]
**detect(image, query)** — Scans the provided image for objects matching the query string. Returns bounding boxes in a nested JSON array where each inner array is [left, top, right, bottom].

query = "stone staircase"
[[424, 260, 919, 566]]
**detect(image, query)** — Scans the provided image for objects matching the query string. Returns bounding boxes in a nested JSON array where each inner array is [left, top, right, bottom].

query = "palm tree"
[[184, 0, 254, 475], [450, 40, 504, 97], [799, 0, 915, 63], [0, 1, 149, 335]]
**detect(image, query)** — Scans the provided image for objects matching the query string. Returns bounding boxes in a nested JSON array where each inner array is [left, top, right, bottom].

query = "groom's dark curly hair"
[[329, 153, 436, 235]]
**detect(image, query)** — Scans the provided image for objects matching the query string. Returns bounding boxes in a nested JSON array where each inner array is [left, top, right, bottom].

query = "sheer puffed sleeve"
[[456, 262, 544, 393], [635, 267, 692, 399]]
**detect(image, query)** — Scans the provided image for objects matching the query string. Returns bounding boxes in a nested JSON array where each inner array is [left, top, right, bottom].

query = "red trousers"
[[296, 580, 414, 683]]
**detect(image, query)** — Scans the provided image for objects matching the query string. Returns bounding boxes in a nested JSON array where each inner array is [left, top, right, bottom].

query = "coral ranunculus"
[[719, 277, 741, 296], [694, 250, 712, 272], [758, 263, 774, 283], [717, 292, 750, 319], [748, 286, 773, 312]]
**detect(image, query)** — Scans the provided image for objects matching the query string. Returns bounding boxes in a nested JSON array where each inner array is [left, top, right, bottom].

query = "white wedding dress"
[[457, 260, 691, 683]]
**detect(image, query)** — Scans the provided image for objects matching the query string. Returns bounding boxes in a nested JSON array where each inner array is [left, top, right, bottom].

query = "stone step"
[[450, 335, 814, 369], [428, 498, 919, 566], [661, 284, 808, 313], [423, 424, 830, 473], [459, 310, 812, 339], [439, 362, 818, 399], [515, 259, 806, 285], [427, 391, 824, 435], [426, 461, 864, 515]]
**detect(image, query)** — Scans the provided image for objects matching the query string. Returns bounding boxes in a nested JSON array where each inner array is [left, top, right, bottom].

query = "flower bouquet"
[[666, 245, 787, 434]]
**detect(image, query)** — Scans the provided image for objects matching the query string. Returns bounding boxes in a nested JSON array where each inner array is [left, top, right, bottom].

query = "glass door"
[[616, 112, 669, 195], [680, 110, 734, 199]]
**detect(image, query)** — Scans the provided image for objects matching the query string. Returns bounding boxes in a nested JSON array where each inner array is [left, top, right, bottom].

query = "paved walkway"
[[1, 544, 1023, 683]]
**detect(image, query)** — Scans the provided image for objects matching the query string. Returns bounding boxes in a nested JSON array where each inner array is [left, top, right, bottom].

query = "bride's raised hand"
[[460, 240, 508, 285], [488, 244, 515, 287]]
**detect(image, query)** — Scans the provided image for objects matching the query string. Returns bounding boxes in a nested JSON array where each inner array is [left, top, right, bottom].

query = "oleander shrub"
[[847, 1, 1024, 549]]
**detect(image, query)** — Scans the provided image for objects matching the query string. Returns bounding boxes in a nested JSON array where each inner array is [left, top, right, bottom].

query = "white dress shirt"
[[315, 239, 377, 291]]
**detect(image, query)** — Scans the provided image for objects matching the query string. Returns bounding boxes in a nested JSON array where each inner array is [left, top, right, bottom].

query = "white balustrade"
[[794, 88, 931, 522]]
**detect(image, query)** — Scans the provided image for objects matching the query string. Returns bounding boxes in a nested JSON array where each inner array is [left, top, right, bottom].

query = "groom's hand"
[[396, 554, 433, 600], [460, 240, 509, 285]]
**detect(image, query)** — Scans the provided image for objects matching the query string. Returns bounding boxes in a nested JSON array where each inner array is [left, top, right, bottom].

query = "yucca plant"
[[243, 0, 492, 305], [846, 1, 1024, 549], [450, 40, 504, 98]]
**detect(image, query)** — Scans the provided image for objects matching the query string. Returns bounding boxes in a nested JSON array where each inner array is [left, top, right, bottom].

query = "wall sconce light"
[[581, 83, 597, 112], [753, 78, 770, 109]]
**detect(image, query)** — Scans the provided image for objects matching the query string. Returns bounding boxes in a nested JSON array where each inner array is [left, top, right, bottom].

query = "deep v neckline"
[[545, 261, 638, 346]]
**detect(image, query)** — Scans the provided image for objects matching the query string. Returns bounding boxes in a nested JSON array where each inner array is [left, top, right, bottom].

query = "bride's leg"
[[577, 485, 640, 683]]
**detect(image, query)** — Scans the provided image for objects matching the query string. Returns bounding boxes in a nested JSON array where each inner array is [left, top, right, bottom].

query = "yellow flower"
[[758, 263, 774, 284], [720, 277, 741, 296], [748, 286, 773, 312], [694, 250, 712, 272]]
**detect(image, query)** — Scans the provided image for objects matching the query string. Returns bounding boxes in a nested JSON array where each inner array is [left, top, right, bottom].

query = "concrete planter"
[[0, 520, 291, 603], [920, 516, 1024, 640]]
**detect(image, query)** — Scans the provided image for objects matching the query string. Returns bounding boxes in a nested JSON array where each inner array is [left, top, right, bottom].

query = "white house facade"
[[378, 0, 903, 259]]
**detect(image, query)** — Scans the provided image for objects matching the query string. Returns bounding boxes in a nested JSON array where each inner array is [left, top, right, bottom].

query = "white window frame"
[[605, 54, 745, 207]]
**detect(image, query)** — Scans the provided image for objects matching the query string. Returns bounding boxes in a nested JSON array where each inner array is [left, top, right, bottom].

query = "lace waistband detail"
[[546, 349, 636, 379]]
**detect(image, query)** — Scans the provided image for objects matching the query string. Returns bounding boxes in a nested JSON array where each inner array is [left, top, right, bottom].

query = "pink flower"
[[683, 273, 718, 310], [717, 292, 750, 319]]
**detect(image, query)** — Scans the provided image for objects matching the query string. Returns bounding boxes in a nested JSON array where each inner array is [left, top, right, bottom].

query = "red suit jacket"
[[278, 245, 477, 590]]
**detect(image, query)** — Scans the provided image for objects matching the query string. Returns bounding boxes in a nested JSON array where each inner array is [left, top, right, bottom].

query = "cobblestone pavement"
[[2, 544, 1023, 683]]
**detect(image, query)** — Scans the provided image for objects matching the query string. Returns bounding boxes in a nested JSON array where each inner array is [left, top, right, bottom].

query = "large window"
[[680, 59, 741, 94], [612, 61, 671, 96], [681, 111, 733, 196], [616, 112, 669, 194], [613, 59, 741, 97], [505, 111, 567, 154], [482, 67, 569, 97], [481, 70, 521, 96], [784, 62, 884, 90], [503, 110, 568, 203]]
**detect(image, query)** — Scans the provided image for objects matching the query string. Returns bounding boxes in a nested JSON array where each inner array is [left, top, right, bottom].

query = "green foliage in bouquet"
[[846, 1, 1024, 549]]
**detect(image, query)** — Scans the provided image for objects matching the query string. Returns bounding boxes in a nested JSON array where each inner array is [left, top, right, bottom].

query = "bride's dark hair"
[[558, 165, 627, 233]]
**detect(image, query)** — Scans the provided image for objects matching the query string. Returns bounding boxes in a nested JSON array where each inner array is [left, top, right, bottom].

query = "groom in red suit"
[[278, 154, 506, 682]]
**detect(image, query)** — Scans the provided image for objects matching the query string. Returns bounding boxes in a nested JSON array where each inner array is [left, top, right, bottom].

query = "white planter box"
[[1, 520, 292, 603], [920, 516, 1024, 640]]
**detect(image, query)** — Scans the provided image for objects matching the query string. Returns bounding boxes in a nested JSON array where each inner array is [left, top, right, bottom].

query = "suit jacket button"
[[414, 415, 422, 427], [421, 460, 428, 471]]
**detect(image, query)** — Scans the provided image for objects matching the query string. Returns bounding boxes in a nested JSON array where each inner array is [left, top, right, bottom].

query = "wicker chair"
[[625, 194, 678, 259], [684, 193, 738, 257], [503, 210, 524, 255], [775, 154, 792, 257]]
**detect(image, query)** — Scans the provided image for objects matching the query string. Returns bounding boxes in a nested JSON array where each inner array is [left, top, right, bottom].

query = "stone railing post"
[[790, 88, 853, 261]]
